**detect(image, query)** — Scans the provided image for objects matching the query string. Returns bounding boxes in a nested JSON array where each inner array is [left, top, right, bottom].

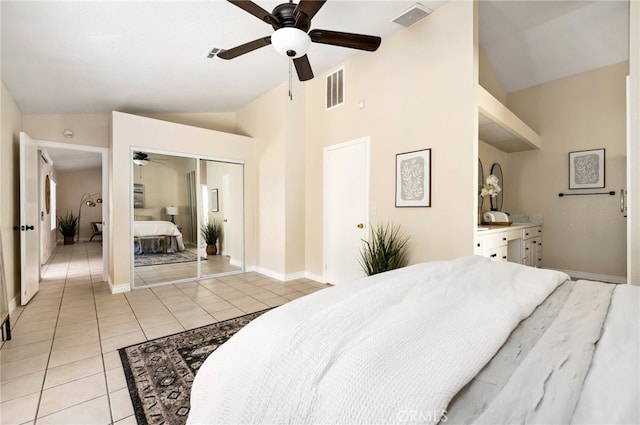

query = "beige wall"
[[506, 62, 628, 278], [141, 112, 238, 135], [236, 81, 307, 279], [304, 0, 478, 278], [110, 112, 256, 291], [23, 114, 110, 147], [236, 85, 287, 277], [56, 168, 103, 241], [1, 82, 22, 309]]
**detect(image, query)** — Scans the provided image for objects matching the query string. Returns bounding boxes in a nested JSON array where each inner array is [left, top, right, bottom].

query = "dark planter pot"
[[63, 236, 75, 245], [206, 244, 217, 255]]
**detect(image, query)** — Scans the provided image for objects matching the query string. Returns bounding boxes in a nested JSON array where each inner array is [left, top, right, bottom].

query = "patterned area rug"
[[119, 309, 271, 425], [134, 250, 202, 267]]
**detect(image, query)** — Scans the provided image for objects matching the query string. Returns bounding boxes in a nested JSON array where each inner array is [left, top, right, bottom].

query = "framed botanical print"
[[396, 148, 431, 207], [569, 148, 605, 189]]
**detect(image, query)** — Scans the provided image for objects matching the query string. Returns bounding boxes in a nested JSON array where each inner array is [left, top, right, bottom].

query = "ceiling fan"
[[132, 152, 168, 166], [218, 0, 382, 81]]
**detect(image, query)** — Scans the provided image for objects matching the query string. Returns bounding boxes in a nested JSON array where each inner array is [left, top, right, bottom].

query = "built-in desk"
[[475, 223, 543, 267]]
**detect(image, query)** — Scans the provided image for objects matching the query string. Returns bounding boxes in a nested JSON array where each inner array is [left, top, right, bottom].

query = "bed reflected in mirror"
[[131, 151, 244, 288], [132, 152, 198, 288]]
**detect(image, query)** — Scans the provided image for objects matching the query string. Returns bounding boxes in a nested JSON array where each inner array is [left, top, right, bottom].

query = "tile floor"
[[0, 242, 326, 424], [134, 248, 241, 286]]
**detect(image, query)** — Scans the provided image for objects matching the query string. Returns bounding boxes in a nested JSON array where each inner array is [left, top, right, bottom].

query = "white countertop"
[[477, 222, 540, 235]]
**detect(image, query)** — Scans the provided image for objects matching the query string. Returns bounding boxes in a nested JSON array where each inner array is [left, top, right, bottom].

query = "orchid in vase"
[[480, 174, 502, 210]]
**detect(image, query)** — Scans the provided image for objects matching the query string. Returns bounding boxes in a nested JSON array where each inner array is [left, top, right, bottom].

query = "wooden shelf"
[[478, 85, 542, 153]]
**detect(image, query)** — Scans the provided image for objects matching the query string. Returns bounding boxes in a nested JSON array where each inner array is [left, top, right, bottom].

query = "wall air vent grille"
[[326, 68, 344, 110]]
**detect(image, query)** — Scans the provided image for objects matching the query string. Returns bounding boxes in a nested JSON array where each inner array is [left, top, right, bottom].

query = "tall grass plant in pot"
[[358, 223, 410, 276], [57, 211, 78, 245], [201, 220, 221, 255]]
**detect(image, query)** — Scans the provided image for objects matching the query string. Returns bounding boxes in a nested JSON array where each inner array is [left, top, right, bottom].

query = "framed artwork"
[[396, 148, 431, 207], [210, 188, 219, 212], [569, 148, 605, 189], [45, 175, 51, 214], [133, 184, 144, 208]]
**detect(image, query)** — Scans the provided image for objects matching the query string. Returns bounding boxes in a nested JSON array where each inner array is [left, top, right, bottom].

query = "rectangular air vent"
[[326, 68, 344, 110], [392, 3, 432, 27], [206, 47, 224, 58]]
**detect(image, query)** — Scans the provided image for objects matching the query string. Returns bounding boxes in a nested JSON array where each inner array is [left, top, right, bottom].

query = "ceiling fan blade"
[[227, 0, 279, 29], [309, 29, 381, 52], [293, 0, 327, 26], [293, 55, 314, 81], [217, 36, 272, 60]]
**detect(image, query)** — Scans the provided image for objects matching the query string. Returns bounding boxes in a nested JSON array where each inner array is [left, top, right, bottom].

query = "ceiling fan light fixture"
[[271, 27, 311, 58], [133, 158, 149, 166]]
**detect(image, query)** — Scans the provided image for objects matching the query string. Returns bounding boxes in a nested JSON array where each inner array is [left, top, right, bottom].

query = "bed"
[[187, 256, 639, 424], [133, 220, 185, 254]]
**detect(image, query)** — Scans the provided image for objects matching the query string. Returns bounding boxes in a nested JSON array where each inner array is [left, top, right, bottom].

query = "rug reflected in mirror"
[[134, 251, 202, 267], [119, 309, 271, 425]]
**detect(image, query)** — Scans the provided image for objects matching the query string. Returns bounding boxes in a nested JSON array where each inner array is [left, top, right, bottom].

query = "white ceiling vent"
[[392, 3, 432, 27], [326, 68, 344, 110], [206, 47, 224, 58]]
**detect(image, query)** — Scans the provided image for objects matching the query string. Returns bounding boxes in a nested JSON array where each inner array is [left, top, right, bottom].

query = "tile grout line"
[[30, 243, 68, 424], [87, 243, 117, 425]]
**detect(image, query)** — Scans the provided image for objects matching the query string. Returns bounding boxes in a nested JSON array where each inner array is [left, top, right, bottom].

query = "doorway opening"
[[21, 133, 109, 305]]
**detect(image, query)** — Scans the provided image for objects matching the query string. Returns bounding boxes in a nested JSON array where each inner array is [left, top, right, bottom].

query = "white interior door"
[[323, 137, 370, 285], [19, 132, 41, 304]]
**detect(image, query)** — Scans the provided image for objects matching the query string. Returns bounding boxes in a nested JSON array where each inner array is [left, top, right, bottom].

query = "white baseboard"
[[8, 295, 19, 314], [252, 266, 321, 283], [109, 277, 131, 294], [252, 266, 285, 281], [553, 268, 627, 284], [304, 272, 324, 283]]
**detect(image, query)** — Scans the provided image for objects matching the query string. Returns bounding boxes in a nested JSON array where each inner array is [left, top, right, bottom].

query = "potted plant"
[[358, 223, 410, 276], [201, 219, 221, 255], [57, 211, 78, 245]]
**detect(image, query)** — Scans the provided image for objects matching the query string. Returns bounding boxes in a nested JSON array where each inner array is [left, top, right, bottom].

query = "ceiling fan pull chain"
[[288, 59, 293, 101]]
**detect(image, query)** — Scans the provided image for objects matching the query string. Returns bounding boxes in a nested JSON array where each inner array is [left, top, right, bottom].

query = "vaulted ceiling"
[[1, 1, 629, 116]]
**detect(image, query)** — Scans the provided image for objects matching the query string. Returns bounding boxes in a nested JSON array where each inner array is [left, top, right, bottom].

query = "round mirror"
[[478, 159, 484, 212], [490, 163, 504, 211]]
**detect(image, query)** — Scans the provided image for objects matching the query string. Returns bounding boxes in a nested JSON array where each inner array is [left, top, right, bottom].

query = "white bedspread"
[[134, 220, 184, 251], [473, 279, 614, 424], [188, 256, 568, 425], [572, 284, 640, 425]]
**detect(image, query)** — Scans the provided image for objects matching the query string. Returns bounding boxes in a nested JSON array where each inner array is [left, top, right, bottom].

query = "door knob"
[[357, 223, 364, 229], [224, 219, 228, 222]]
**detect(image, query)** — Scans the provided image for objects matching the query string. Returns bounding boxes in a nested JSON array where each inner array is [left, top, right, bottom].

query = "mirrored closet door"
[[131, 150, 244, 288], [198, 159, 244, 278]]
